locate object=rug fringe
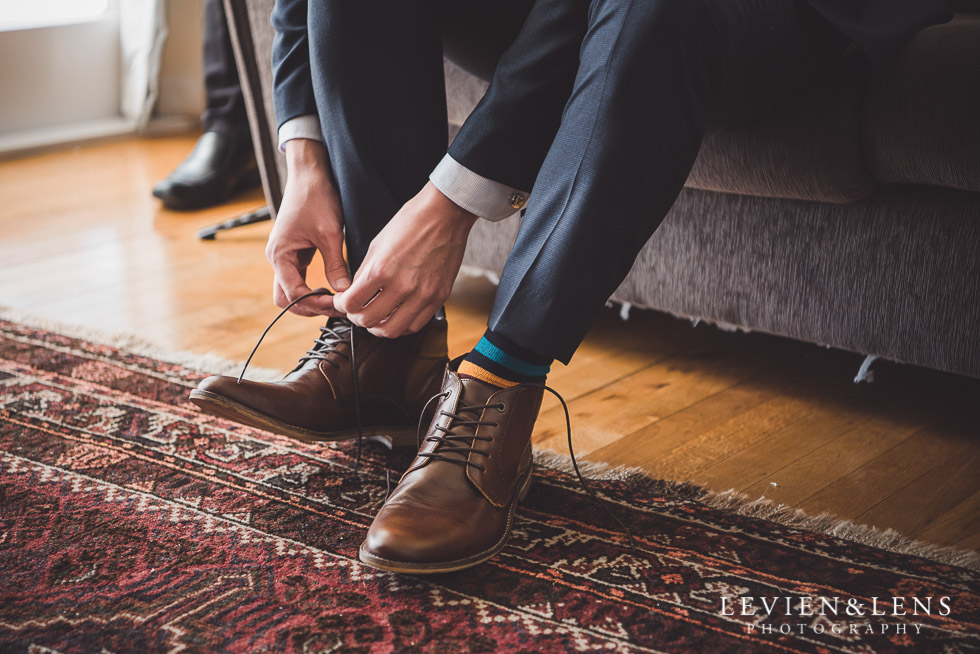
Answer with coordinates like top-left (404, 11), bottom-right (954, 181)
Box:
top-left (0, 306), bottom-right (285, 381)
top-left (533, 447), bottom-right (980, 572)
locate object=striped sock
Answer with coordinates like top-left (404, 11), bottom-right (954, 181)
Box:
top-left (458, 330), bottom-right (552, 388)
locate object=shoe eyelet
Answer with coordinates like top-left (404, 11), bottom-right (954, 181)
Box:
top-left (496, 402), bottom-right (506, 412)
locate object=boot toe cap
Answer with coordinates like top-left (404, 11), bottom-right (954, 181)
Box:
top-left (361, 502), bottom-right (503, 568)
top-left (195, 374), bottom-right (239, 397)
top-left (362, 518), bottom-right (462, 566)
top-left (192, 375), bottom-right (269, 415)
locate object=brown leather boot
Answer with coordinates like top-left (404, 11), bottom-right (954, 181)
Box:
top-left (359, 361), bottom-right (543, 573)
top-left (189, 314), bottom-right (448, 447)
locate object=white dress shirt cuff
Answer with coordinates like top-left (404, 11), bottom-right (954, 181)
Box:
top-left (429, 154), bottom-right (529, 222)
top-left (278, 115), bottom-right (323, 152)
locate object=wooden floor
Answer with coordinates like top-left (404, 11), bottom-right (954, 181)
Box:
top-left (1, 135), bottom-right (977, 551)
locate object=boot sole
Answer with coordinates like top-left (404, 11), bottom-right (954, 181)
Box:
top-left (357, 468), bottom-right (533, 574)
top-left (188, 389), bottom-right (418, 449)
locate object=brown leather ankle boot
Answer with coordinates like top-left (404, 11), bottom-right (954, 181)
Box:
top-left (189, 314), bottom-right (448, 447)
top-left (359, 360), bottom-right (543, 573)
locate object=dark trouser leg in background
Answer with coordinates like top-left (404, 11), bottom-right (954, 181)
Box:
top-left (153, 0), bottom-right (259, 210)
top-left (201, 0), bottom-right (250, 139)
top-left (449, 0), bottom-right (848, 364)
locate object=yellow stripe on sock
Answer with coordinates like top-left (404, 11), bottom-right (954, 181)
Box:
top-left (457, 360), bottom-right (519, 388)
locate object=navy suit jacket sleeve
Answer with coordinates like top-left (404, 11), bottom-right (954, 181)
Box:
top-left (271, 0), bottom-right (318, 129)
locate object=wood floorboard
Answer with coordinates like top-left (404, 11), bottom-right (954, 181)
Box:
top-left (943, 491), bottom-right (980, 551)
top-left (741, 416), bottom-right (924, 506)
top-left (1, 134), bottom-right (976, 552)
top-left (655, 394), bottom-right (820, 480)
top-left (534, 346), bottom-right (757, 455)
top-left (590, 382), bottom-right (774, 469)
top-left (796, 426), bottom-right (976, 519)
top-left (697, 403), bottom-right (867, 493)
top-left (856, 446), bottom-right (979, 538)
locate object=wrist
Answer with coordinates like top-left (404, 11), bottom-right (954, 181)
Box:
top-left (285, 139), bottom-right (330, 179)
top-left (419, 181), bottom-right (479, 229)
top-left (285, 141), bottom-right (338, 200)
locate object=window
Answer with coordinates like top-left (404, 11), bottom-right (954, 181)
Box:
top-left (0, 0), bottom-right (110, 32)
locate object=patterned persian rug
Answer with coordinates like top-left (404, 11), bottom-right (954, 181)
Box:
top-left (1, 314), bottom-right (978, 653)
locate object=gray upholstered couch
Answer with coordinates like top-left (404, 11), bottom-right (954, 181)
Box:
top-left (224, 1), bottom-right (980, 378)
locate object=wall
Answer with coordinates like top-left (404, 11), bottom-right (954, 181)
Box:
top-left (0, 18), bottom-right (121, 134)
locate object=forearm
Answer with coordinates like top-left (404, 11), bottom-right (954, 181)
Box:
top-left (284, 139), bottom-right (332, 188)
top-left (415, 182), bottom-right (479, 232)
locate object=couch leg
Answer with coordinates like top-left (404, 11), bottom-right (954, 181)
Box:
top-left (196, 206), bottom-right (271, 240)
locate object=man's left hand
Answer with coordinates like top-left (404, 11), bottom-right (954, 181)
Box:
top-left (334, 182), bottom-right (478, 338)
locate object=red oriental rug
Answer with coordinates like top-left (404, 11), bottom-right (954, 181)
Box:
top-left (0, 314), bottom-right (978, 653)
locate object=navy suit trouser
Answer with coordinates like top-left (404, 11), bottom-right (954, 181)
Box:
top-left (294, 0), bottom-right (849, 363)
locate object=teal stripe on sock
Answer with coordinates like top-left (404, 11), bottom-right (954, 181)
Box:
top-left (474, 336), bottom-right (551, 378)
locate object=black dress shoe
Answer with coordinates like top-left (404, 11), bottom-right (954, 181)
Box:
top-left (153, 131), bottom-right (260, 211)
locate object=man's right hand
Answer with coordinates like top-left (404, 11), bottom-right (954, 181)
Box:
top-left (265, 139), bottom-right (350, 317)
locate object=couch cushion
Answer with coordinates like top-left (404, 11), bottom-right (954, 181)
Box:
top-left (686, 91), bottom-right (877, 203)
top-left (864, 14), bottom-right (980, 193)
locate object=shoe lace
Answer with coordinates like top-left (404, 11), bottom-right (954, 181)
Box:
top-left (540, 383), bottom-right (639, 553)
top-left (236, 289), bottom-right (368, 474)
top-left (415, 383), bottom-right (639, 553)
top-left (415, 394), bottom-right (502, 471)
top-left (297, 321), bottom-right (353, 369)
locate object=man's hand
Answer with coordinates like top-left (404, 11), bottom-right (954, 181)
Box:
top-left (265, 140), bottom-right (349, 317)
top-left (334, 182), bottom-right (478, 338)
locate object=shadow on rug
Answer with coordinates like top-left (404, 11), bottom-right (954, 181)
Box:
top-left (1, 315), bottom-right (978, 653)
